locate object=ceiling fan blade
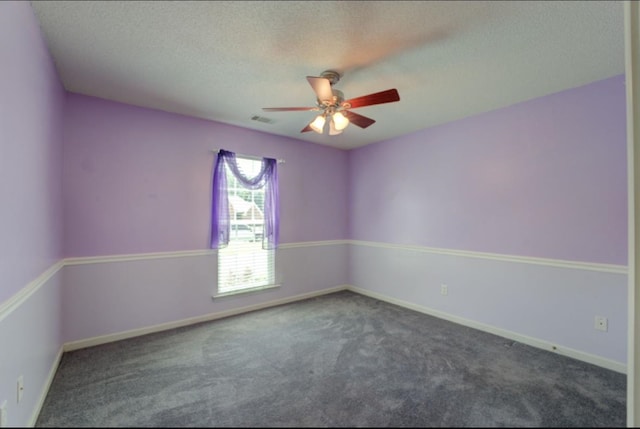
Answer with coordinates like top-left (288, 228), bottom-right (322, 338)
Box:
top-left (343, 88), bottom-right (400, 109)
top-left (306, 76), bottom-right (333, 102)
top-left (343, 110), bottom-right (376, 129)
top-left (300, 123), bottom-right (313, 133)
top-left (262, 107), bottom-right (317, 112)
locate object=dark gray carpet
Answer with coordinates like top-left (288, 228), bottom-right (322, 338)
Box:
top-left (36, 290), bottom-right (625, 427)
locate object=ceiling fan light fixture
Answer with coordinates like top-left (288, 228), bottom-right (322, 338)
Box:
top-left (310, 114), bottom-right (326, 134)
top-left (332, 111), bottom-right (349, 131)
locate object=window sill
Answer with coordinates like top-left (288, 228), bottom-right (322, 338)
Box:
top-left (212, 283), bottom-right (281, 299)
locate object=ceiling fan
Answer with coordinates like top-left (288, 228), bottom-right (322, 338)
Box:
top-left (262, 70), bottom-right (400, 136)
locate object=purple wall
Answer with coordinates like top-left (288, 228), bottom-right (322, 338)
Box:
top-left (63, 93), bottom-right (349, 257)
top-left (349, 75), bottom-right (627, 265)
top-left (0, 1), bottom-right (65, 304)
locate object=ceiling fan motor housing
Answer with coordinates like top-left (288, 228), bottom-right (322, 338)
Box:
top-left (318, 89), bottom-right (345, 110)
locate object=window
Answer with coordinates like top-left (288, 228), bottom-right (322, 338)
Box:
top-left (210, 150), bottom-right (279, 297)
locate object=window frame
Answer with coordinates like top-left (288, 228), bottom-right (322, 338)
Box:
top-left (214, 155), bottom-right (278, 298)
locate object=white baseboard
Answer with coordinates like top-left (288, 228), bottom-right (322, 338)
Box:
top-left (29, 347), bottom-right (63, 427)
top-left (63, 283), bottom-right (625, 373)
top-left (345, 285), bottom-right (627, 374)
top-left (63, 285), bottom-right (349, 352)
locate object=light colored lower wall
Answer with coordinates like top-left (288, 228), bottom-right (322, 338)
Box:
top-left (0, 240), bottom-right (629, 426)
top-left (349, 241), bottom-right (628, 372)
top-left (0, 263), bottom-right (64, 427)
top-left (61, 241), bottom-right (350, 345)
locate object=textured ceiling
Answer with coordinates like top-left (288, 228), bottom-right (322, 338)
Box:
top-left (31, 1), bottom-right (625, 150)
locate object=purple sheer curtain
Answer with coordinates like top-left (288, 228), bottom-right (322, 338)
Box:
top-left (210, 149), bottom-right (279, 250)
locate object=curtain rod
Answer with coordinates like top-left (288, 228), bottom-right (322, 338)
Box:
top-left (211, 149), bottom-right (285, 164)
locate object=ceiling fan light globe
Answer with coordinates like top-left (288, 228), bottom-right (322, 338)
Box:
top-left (329, 120), bottom-right (343, 135)
top-left (310, 115), bottom-right (326, 134)
top-left (332, 111), bottom-right (349, 131)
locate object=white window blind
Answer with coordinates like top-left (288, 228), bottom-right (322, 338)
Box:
top-left (218, 157), bottom-right (275, 295)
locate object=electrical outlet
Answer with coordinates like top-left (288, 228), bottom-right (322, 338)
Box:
top-left (595, 316), bottom-right (608, 332)
top-left (17, 376), bottom-right (23, 404)
top-left (0, 400), bottom-right (7, 428)
top-left (440, 284), bottom-right (448, 296)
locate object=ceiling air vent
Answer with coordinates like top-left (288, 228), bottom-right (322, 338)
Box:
top-left (251, 115), bottom-right (275, 124)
